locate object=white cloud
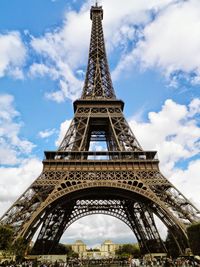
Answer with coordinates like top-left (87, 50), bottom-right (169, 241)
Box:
top-left (0, 95), bottom-right (40, 217)
top-left (114, 0), bottom-right (200, 84)
top-left (1, 1), bottom-right (199, 94)
top-left (61, 214), bottom-right (136, 246)
top-left (129, 99), bottom-right (200, 174)
top-left (30, 8), bottom-right (88, 102)
top-left (102, 0), bottom-right (176, 48)
top-left (188, 98), bottom-right (200, 117)
top-left (171, 159), bottom-right (200, 210)
top-left (0, 31), bottom-right (26, 79)
top-left (45, 90), bottom-right (66, 103)
top-left (129, 98), bottom-right (200, 207)
top-left (55, 119), bottom-right (72, 147)
top-left (38, 128), bottom-right (56, 139)
top-left (0, 94), bottom-right (35, 165)
top-left (0, 158), bottom-right (42, 217)
top-left (29, 0), bottom-right (179, 101)
top-left (29, 63), bottom-right (59, 80)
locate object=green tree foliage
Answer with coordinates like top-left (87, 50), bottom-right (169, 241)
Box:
top-left (0, 224), bottom-right (13, 250)
top-left (87, 248), bottom-right (100, 252)
top-left (65, 246), bottom-right (79, 258)
top-left (52, 243), bottom-right (69, 254)
top-left (187, 223), bottom-right (200, 255)
top-left (115, 243), bottom-right (140, 259)
top-left (0, 224), bottom-right (27, 260)
top-left (52, 244), bottom-right (78, 258)
top-left (12, 237), bottom-right (27, 261)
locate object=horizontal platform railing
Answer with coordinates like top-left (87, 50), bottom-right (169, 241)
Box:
top-left (44, 151), bottom-right (158, 161)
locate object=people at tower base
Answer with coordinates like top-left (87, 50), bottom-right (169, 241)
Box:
top-left (1, 256), bottom-right (200, 267)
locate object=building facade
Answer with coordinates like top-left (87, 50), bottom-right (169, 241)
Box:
top-left (101, 240), bottom-right (120, 258)
top-left (70, 240), bottom-right (120, 259)
top-left (72, 240), bottom-right (87, 255)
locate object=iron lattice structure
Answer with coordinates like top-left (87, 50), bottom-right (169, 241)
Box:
top-left (1, 4), bottom-right (200, 255)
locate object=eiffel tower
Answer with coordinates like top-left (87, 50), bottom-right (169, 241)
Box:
top-left (1, 3), bottom-right (200, 255)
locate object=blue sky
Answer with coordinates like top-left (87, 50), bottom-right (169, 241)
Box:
top-left (0, 0), bottom-right (200, 247)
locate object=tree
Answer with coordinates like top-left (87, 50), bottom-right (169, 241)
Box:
top-left (187, 223), bottom-right (200, 255)
top-left (115, 243), bottom-right (140, 259)
top-left (12, 237), bottom-right (27, 261)
top-left (65, 245), bottom-right (79, 258)
top-left (87, 248), bottom-right (100, 252)
top-left (0, 224), bottom-right (27, 260)
top-left (52, 244), bottom-right (78, 258)
top-left (52, 243), bottom-right (69, 254)
top-left (0, 224), bottom-right (13, 250)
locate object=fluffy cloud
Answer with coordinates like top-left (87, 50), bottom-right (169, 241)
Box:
top-left (0, 158), bottom-right (42, 217)
top-left (137, 0), bottom-right (200, 80)
top-left (1, 1), bottom-right (200, 96)
top-left (29, 8), bottom-right (88, 102)
top-left (38, 128), bottom-right (56, 139)
top-left (60, 214), bottom-right (136, 247)
top-left (0, 95), bottom-right (42, 218)
top-left (113, 0), bottom-right (200, 84)
top-left (129, 98), bottom-right (200, 207)
top-left (171, 159), bottom-right (200, 210)
top-left (29, 63), bottom-right (59, 80)
top-left (55, 119), bottom-right (72, 147)
top-left (0, 31), bottom-right (26, 78)
top-left (0, 94), bottom-right (35, 165)
top-left (29, 0), bottom-right (180, 101)
top-left (129, 99), bottom-right (200, 174)
top-left (101, 0), bottom-right (176, 48)
top-left (0, 95), bottom-right (41, 218)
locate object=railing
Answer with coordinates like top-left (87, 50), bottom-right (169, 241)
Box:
top-left (44, 151), bottom-right (158, 161)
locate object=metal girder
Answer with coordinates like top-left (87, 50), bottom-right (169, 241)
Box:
top-left (81, 5), bottom-right (115, 99)
top-left (31, 199), bottom-right (166, 254)
top-left (1, 158), bottom-right (199, 254)
top-left (58, 107), bottom-right (142, 152)
top-left (123, 202), bottom-right (167, 254)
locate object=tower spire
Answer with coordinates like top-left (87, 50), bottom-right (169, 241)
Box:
top-left (81, 4), bottom-right (116, 99)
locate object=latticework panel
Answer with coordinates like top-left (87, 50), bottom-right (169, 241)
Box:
top-left (33, 169), bottom-right (200, 226)
top-left (58, 116), bottom-right (89, 151)
top-left (124, 202), bottom-right (167, 253)
top-left (58, 106), bottom-right (142, 152)
top-left (1, 165), bottom-right (199, 246)
top-left (0, 173), bottom-right (53, 228)
top-left (31, 199), bottom-right (166, 254)
top-left (150, 173), bottom-right (200, 224)
top-left (81, 5), bottom-right (115, 99)
top-left (109, 116), bottom-right (142, 151)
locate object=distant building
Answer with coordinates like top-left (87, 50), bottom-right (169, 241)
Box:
top-left (70, 240), bottom-right (120, 259)
top-left (72, 240), bottom-right (87, 255)
top-left (101, 240), bottom-right (120, 258)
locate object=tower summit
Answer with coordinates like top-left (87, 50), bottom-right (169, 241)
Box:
top-left (82, 4), bottom-right (115, 99)
top-left (0, 5), bottom-right (200, 256)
